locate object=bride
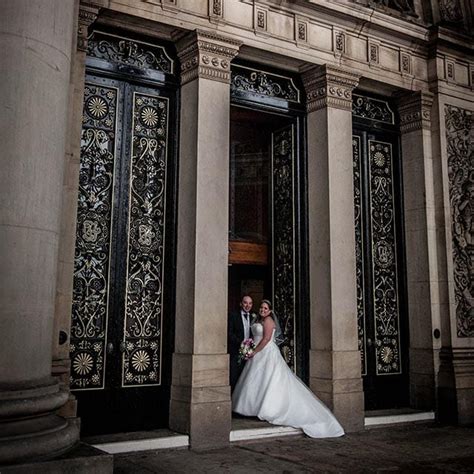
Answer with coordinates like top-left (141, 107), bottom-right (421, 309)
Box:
top-left (232, 300), bottom-right (344, 438)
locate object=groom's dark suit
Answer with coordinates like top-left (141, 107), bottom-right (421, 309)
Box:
top-left (228, 310), bottom-right (252, 392)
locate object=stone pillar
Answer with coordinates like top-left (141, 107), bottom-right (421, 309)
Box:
top-left (51, 2), bottom-right (99, 419)
top-left (434, 98), bottom-right (474, 424)
top-left (0, 0), bottom-right (79, 465)
top-left (397, 91), bottom-right (437, 410)
top-left (170, 30), bottom-right (240, 449)
top-left (302, 65), bottom-right (364, 432)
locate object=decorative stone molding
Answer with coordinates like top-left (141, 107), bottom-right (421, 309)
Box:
top-left (397, 91), bottom-right (433, 133)
top-left (302, 65), bottom-right (359, 112)
top-left (446, 59), bottom-right (456, 82)
top-left (176, 30), bottom-right (240, 85)
top-left (295, 17), bottom-right (308, 45)
top-left (368, 40), bottom-right (380, 66)
top-left (77, 5), bottom-right (98, 52)
top-left (400, 51), bottom-right (411, 75)
top-left (209, 0), bottom-right (223, 21)
top-left (334, 30), bottom-right (346, 58)
top-left (255, 7), bottom-right (267, 32)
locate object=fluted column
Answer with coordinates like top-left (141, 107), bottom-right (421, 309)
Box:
top-left (302, 64), bottom-right (364, 432)
top-left (397, 91), bottom-right (437, 411)
top-left (0, 0), bottom-right (79, 465)
top-left (170, 30), bottom-right (240, 449)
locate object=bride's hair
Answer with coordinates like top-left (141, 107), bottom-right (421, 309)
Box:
top-left (258, 299), bottom-right (274, 322)
top-left (258, 300), bottom-right (284, 345)
top-left (260, 299), bottom-right (272, 311)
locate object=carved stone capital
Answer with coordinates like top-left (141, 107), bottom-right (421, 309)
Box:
top-left (397, 91), bottom-right (434, 133)
top-left (302, 65), bottom-right (359, 112)
top-left (175, 30), bottom-right (241, 85)
top-left (77, 5), bottom-right (99, 52)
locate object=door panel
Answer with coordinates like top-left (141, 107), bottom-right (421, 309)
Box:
top-left (71, 73), bottom-right (175, 434)
top-left (352, 105), bottom-right (409, 409)
top-left (272, 124), bottom-right (297, 370)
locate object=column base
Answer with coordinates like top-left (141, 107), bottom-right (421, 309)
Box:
top-left (0, 378), bottom-right (79, 465)
top-left (1, 443), bottom-right (112, 474)
top-left (438, 347), bottom-right (474, 425)
top-left (309, 349), bottom-right (364, 432)
top-left (409, 347), bottom-right (436, 411)
top-left (169, 353), bottom-right (231, 449)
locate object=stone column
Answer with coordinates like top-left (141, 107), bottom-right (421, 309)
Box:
top-left (51, 2), bottom-right (99, 419)
top-left (0, 0), bottom-right (79, 465)
top-left (397, 91), bottom-right (437, 410)
top-left (302, 65), bottom-right (364, 432)
top-left (170, 30), bottom-right (240, 449)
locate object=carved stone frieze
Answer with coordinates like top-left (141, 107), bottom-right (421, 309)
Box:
top-left (302, 65), bottom-right (359, 112)
top-left (176, 30), bottom-right (241, 85)
top-left (445, 105), bottom-right (474, 338)
top-left (397, 91), bottom-right (433, 133)
top-left (439, 0), bottom-right (464, 23)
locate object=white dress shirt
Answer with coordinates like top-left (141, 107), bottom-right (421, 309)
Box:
top-left (240, 310), bottom-right (251, 340)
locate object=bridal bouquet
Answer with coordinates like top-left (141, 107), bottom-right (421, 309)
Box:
top-left (238, 338), bottom-right (256, 364)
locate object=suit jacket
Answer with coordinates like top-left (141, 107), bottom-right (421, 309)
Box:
top-left (228, 310), bottom-right (246, 359)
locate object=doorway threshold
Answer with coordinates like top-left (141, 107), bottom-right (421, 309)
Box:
top-left (364, 408), bottom-right (435, 427)
top-left (85, 429), bottom-right (189, 454)
top-left (230, 417), bottom-right (303, 442)
top-left (85, 418), bottom-right (303, 454)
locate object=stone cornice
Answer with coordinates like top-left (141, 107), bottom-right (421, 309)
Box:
top-left (176, 30), bottom-right (241, 85)
top-left (77, 5), bottom-right (99, 52)
top-left (397, 91), bottom-right (434, 133)
top-left (302, 65), bottom-right (360, 112)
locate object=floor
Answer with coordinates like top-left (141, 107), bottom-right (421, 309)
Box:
top-left (113, 422), bottom-right (474, 473)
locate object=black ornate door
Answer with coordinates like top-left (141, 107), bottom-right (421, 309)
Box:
top-left (70, 32), bottom-right (177, 434)
top-left (272, 124), bottom-right (297, 370)
top-left (352, 95), bottom-right (409, 410)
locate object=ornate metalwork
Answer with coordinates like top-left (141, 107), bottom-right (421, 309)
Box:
top-left (272, 125), bottom-right (296, 369)
top-left (231, 65), bottom-right (300, 103)
top-left (445, 105), bottom-right (474, 337)
top-left (88, 31), bottom-right (173, 73)
top-left (353, 95), bottom-right (394, 124)
top-left (122, 92), bottom-right (169, 386)
top-left (70, 83), bottom-right (118, 390)
top-left (353, 136), bottom-right (367, 375)
top-left (368, 140), bottom-right (401, 375)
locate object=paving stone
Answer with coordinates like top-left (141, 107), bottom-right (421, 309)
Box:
top-left (113, 424), bottom-right (474, 473)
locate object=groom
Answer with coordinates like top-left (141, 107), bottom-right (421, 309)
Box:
top-left (228, 295), bottom-right (254, 393)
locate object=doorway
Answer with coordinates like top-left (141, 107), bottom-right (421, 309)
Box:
top-left (228, 63), bottom-right (309, 377)
top-left (352, 93), bottom-right (409, 410)
top-left (69, 31), bottom-right (178, 435)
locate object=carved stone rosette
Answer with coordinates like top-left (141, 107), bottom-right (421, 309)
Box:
top-left (397, 91), bottom-right (434, 134)
top-left (176, 30), bottom-right (240, 85)
top-left (302, 65), bottom-right (359, 112)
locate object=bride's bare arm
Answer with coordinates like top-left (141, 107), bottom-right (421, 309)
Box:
top-left (251, 318), bottom-right (275, 355)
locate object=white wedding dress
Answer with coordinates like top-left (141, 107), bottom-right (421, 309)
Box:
top-left (232, 322), bottom-right (344, 438)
